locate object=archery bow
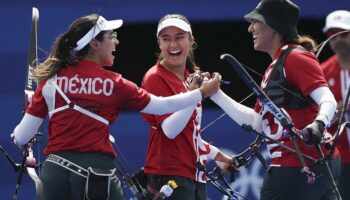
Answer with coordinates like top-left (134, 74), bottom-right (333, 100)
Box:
top-left (4, 7), bottom-right (43, 200)
top-left (23, 7), bottom-right (43, 200)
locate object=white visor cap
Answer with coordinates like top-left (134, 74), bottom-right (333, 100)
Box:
top-left (323, 10), bottom-right (350, 33)
top-left (74, 16), bottom-right (123, 51)
top-left (156, 18), bottom-right (192, 37)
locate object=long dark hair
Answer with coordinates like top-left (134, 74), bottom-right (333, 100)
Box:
top-left (34, 14), bottom-right (106, 82)
top-left (157, 14), bottom-right (199, 72)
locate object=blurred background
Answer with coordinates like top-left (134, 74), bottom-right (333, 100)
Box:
top-left (1, 0), bottom-right (349, 199)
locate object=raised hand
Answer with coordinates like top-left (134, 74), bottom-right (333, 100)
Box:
top-left (199, 72), bottom-right (221, 98)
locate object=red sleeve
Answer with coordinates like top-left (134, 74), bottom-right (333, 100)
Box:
top-left (118, 78), bottom-right (151, 111)
top-left (26, 81), bottom-right (48, 118)
top-left (320, 55), bottom-right (338, 78)
top-left (284, 51), bottom-right (328, 97)
top-left (141, 71), bottom-right (173, 126)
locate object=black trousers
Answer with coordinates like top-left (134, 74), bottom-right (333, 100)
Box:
top-left (338, 163), bottom-right (350, 200)
top-left (40, 152), bottom-right (125, 200)
top-left (260, 157), bottom-right (341, 200)
top-left (146, 174), bottom-right (207, 200)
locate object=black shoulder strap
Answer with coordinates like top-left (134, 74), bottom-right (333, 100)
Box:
top-left (265, 46), bottom-right (315, 109)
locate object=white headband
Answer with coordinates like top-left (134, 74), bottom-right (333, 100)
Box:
top-left (156, 18), bottom-right (192, 37)
top-left (74, 16), bottom-right (123, 51)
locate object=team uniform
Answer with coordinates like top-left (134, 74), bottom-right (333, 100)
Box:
top-left (257, 45), bottom-right (341, 200)
top-left (27, 60), bottom-right (151, 200)
top-left (142, 63), bottom-right (217, 200)
top-left (321, 54), bottom-right (350, 199)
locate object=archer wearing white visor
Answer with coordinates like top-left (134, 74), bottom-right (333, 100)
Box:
top-left (142, 14), bottom-right (234, 200)
top-left (11, 14), bottom-right (221, 200)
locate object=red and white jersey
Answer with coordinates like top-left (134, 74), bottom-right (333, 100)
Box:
top-left (197, 140), bottom-right (219, 183)
top-left (142, 63), bottom-right (209, 181)
top-left (255, 44), bottom-right (338, 167)
top-left (26, 60), bottom-right (151, 157)
top-left (321, 55), bottom-right (350, 164)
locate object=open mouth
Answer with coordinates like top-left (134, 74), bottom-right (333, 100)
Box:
top-left (112, 50), bottom-right (117, 56)
top-left (169, 50), bottom-right (181, 56)
top-left (253, 35), bottom-right (258, 42)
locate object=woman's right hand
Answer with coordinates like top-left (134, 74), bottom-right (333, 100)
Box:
top-left (199, 72), bottom-right (221, 98)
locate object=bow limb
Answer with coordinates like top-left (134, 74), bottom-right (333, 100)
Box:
top-left (24, 7), bottom-right (43, 199)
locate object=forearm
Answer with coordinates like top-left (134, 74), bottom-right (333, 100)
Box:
top-left (141, 89), bottom-right (202, 115)
top-left (213, 150), bottom-right (233, 164)
top-left (309, 86), bottom-right (336, 127)
top-left (13, 113), bottom-right (44, 145)
top-left (207, 144), bottom-right (220, 160)
top-left (211, 90), bottom-right (262, 131)
top-left (161, 105), bottom-right (197, 139)
top-left (205, 142), bottom-right (232, 163)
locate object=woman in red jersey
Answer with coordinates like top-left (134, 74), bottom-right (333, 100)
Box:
top-left (210, 0), bottom-right (341, 200)
top-left (11, 14), bottom-right (221, 200)
top-left (141, 14), bottom-right (234, 200)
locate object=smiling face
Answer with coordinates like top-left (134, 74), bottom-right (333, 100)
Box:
top-left (91, 30), bottom-right (119, 67)
top-left (158, 26), bottom-right (194, 70)
top-left (248, 20), bottom-right (282, 58)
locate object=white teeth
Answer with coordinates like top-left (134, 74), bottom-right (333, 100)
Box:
top-left (170, 50), bottom-right (181, 54)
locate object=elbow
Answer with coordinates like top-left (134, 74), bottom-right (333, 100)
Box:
top-left (249, 112), bottom-right (263, 132)
top-left (163, 129), bottom-right (177, 139)
top-left (13, 125), bottom-right (30, 145)
top-left (330, 96), bottom-right (337, 110)
top-left (161, 124), bottom-right (177, 139)
top-left (165, 134), bottom-right (176, 140)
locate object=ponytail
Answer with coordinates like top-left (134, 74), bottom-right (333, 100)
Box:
top-left (283, 35), bottom-right (318, 53)
top-left (34, 14), bottom-right (103, 83)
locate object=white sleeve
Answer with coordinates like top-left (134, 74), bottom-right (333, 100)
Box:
top-left (207, 144), bottom-right (220, 160)
top-left (13, 113), bottom-right (44, 145)
top-left (200, 139), bottom-right (219, 160)
top-left (309, 86), bottom-right (337, 127)
top-left (141, 89), bottom-right (202, 115)
top-left (210, 90), bottom-right (262, 132)
top-left (161, 105), bottom-right (197, 139)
